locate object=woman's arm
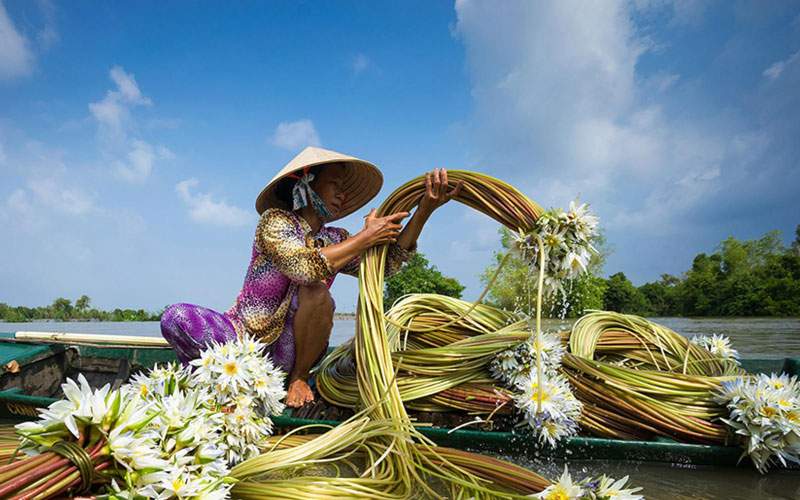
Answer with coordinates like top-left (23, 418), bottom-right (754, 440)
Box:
top-left (322, 168), bottom-right (460, 275)
top-left (396, 168), bottom-right (462, 251)
top-left (319, 210), bottom-right (409, 273)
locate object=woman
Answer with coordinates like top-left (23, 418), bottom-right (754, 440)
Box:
top-left (161, 146), bottom-right (461, 407)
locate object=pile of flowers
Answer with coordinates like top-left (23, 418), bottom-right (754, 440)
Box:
top-left (491, 328), bottom-right (582, 447)
top-left (534, 466), bottom-right (644, 500)
top-left (510, 200), bottom-right (599, 297)
top-left (690, 333), bottom-right (741, 364)
top-left (7, 335), bottom-right (286, 499)
top-left (490, 200), bottom-right (598, 447)
top-left (490, 330), bottom-right (565, 387)
top-left (715, 373), bottom-right (800, 472)
top-left (514, 370), bottom-right (583, 447)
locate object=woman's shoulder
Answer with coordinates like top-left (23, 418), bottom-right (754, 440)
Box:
top-left (260, 207), bottom-right (295, 220)
top-left (256, 208), bottom-right (302, 236)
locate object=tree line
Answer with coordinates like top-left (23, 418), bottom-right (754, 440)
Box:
top-left (604, 227), bottom-right (800, 317)
top-left (482, 225), bottom-right (800, 318)
top-left (0, 295), bottom-right (162, 322)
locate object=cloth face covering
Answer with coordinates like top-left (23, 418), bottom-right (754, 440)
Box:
top-left (292, 172), bottom-right (333, 220)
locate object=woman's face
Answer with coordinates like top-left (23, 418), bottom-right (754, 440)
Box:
top-left (311, 164), bottom-right (347, 218)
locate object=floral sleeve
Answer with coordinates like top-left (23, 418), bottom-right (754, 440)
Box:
top-left (258, 209), bottom-right (333, 284)
top-left (331, 227), bottom-right (416, 278)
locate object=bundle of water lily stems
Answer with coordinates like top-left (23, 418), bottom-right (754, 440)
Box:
top-left (317, 294), bottom-right (529, 414)
top-left (319, 297), bottom-right (750, 447)
top-left (564, 310), bottom-right (744, 444)
top-left (229, 171), bottom-right (552, 498)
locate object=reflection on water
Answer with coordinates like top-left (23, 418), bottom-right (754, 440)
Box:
top-left (500, 456), bottom-right (800, 500)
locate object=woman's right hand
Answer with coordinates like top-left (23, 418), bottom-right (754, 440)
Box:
top-left (359, 209), bottom-right (409, 247)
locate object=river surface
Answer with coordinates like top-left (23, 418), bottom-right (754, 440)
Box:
top-left (2, 316), bottom-right (799, 358)
top-left (2, 316), bottom-right (799, 498)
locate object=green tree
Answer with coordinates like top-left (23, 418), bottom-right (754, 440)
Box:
top-left (50, 298), bottom-right (73, 321)
top-left (603, 272), bottom-right (650, 314)
top-left (75, 295), bottom-right (91, 318)
top-left (639, 274), bottom-right (681, 316)
top-left (384, 253), bottom-right (465, 310)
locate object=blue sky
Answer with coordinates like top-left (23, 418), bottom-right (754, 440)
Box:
top-left (1, 1), bottom-right (799, 314)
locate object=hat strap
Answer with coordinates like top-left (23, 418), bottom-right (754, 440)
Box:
top-left (289, 167), bottom-right (333, 220)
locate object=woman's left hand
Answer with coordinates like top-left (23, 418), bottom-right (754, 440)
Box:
top-left (418, 168), bottom-right (462, 215)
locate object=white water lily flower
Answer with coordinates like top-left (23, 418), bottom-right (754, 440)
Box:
top-left (594, 474), bottom-right (644, 500)
top-left (108, 430), bottom-right (168, 472)
top-left (691, 334), bottom-right (740, 364)
top-left (490, 331), bottom-right (565, 388)
top-left (533, 466), bottom-right (584, 499)
top-left (716, 373), bottom-right (800, 472)
top-left (515, 371), bottom-right (582, 447)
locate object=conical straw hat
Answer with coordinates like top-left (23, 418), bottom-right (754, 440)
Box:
top-left (255, 146), bottom-right (383, 220)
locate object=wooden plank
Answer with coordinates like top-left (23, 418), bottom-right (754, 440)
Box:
top-left (14, 331), bottom-right (169, 348)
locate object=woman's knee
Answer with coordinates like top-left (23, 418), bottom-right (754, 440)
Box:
top-left (160, 303), bottom-right (183, 336)
top-left (298, 282), bottom-right (333, 308)
top-left (298, 283), bottom-right (333, 316)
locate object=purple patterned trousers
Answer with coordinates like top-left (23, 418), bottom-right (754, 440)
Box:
top-left (160, 293), bottom-right (332, 376)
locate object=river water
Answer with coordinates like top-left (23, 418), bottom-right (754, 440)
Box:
top-left (3, 316), bottom-right (799, 358)
top-left (2, 317), bottom-right (799, 498)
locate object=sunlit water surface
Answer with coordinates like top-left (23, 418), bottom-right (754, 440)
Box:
top-left (2, 317), bottom-right (799, 498)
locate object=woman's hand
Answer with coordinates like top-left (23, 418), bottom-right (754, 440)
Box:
top-left (417, 168), bottom-right (463, 215)
top-left (359, 209), bottom-right (410, 247)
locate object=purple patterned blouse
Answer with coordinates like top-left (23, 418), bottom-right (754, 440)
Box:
top-left (224, 208), bottom-right (412, 345)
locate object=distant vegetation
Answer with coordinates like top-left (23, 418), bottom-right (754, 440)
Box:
top-left (0, 295), bottom-right (162, 322)
top-left (384, 253), bottom-right (465, 310)
top-left (483, 225), bottom-right (800, 318)
top-left (604, 227), bottom-right (800, 317)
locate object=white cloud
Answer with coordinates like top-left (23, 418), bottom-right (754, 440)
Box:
top-left (352, 53), bottom-right (371, 75)
top-left (763, 50), bottom-right (800, 81)
top-left (453, 0), bottom-right (728, 231)
top-left (0, 1), bottom-right (34, 80)
top-left (109, 65), bottom-right (151, 106)
top-left (89, 65), bottom-right (152, 136)
top-left (27, 176), bottom-right (95, 216)
top-left (88, 66), bottom-right (172, 183)
top-left (115, 140), bottom-right (153, 183)
top-left (176, 178), bottom-right (253, 227)
top-left (270, 119), bottom-right (321, 151)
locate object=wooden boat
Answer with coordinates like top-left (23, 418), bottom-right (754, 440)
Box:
top-left (1, 330), bottom-right (798, 468)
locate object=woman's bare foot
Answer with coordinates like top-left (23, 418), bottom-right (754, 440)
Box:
top-left (286, 378), bottom-right (314, 408)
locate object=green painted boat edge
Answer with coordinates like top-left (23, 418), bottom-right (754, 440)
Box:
top-left (0, 332), bottom-right (795, 467)
top-left (271, 414), bottom-right (743, 465)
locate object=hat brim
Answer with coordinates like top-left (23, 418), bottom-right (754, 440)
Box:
top-left (255, 156), bottom-right (383, 221)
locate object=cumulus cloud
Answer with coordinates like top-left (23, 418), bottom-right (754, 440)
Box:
top-left (176, 178), bottom-right (253, 227)
top-left (0, 1), bottom-right (34, 80)
top-left (453, 0), bottom-right (731, 230)
top-left (270, 119), bottom-right (321, 151)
